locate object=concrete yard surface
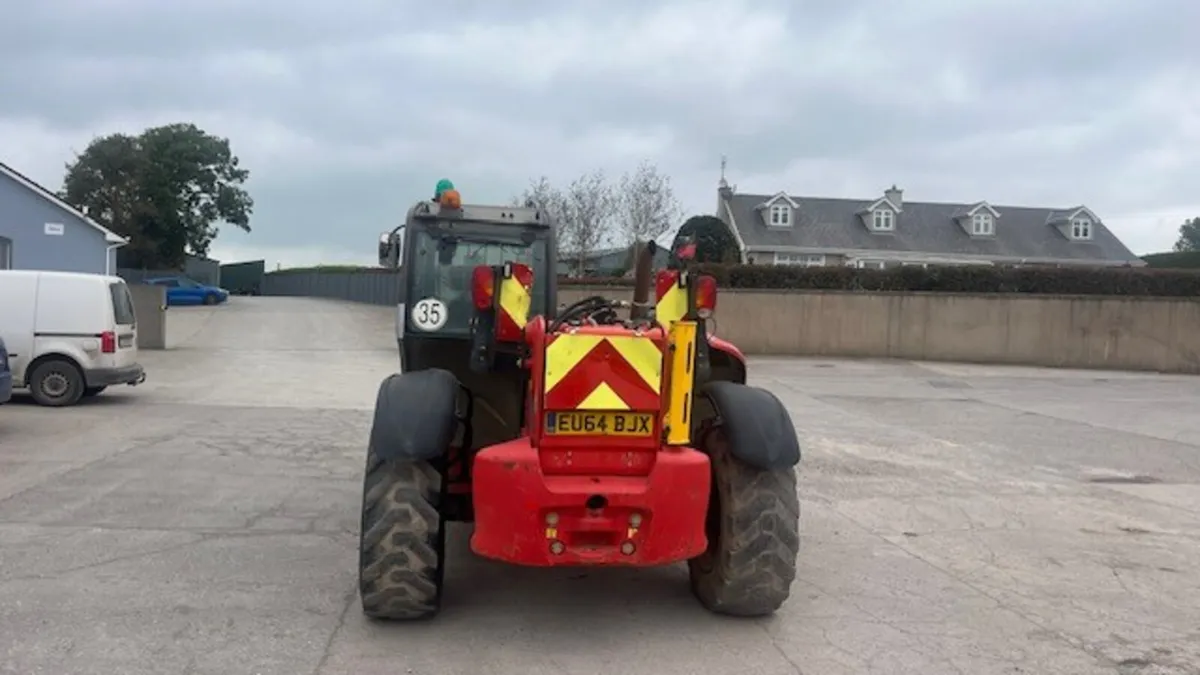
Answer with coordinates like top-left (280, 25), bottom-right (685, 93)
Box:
top-left (1, 296), bottom-right (1198, 675)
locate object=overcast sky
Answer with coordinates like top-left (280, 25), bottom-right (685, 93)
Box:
top-left (2, 0), bottom-right (1197, 267)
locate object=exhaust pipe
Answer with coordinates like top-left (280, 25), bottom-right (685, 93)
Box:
top-left (630, 240), bottom-right (657, 321)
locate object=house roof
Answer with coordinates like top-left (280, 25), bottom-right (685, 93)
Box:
top-left (722, 189), bottom-right (1142, 265)
top-left (0, 160), bottom-right (128, 244)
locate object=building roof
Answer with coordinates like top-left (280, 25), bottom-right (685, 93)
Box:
top-left (721, 188), bottom-right (1143, 265)
top-left (0, 160), bottom-right (128, 244)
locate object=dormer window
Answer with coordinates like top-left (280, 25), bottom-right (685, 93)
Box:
top-left (1071, 217), bottom-right (1092, 239)
top-left (971, 213), bottom-right (994, 236)
top-left (872, 209), bottom-right (894, 231)
top-left (769, 203), bottom-right (791, 226)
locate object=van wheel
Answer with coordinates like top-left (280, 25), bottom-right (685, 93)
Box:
top-left (28, 358), bottom-right (86, 407)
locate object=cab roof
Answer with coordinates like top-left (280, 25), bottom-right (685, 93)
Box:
top-left (407, 200), bottom-right (553, 228)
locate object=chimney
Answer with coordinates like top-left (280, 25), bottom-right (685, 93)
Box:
top-left (885, 184), bottom-right (903, 210)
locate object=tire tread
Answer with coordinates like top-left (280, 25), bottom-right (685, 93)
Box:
top-left (689, 426), bottom-right (801, 617)
top-left (358, 449), bottom-right (445, 620)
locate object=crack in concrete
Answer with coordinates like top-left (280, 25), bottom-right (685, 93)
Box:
top-left (312, 586), bottom-right (358, 675)
top-left (828, 501), bottom-right (1121, 670)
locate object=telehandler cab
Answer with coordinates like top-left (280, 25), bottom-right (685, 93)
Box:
top-left (364, 181), bottom-right (801, 619)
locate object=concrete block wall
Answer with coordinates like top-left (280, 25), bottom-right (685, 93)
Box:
top-left (560, 287), bottom-right (1200, 374)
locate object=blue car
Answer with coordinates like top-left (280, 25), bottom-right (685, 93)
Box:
top-left (0, 336), bottom-right (11, 404)
top-left (145, 276), bottom-right (230, 306)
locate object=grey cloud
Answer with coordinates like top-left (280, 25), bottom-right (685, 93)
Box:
top-left (1, 0), bottom-right (1196, 260)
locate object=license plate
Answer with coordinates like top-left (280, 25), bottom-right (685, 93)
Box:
top-left (118, 334), bottom-right (134, 348)
top-left (545, 411), bottom-right (654, 437)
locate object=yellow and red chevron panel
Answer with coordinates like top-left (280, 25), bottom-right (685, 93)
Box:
top-left (655, 269), bottom-right (687, 329)
top-left (543, 332), bottom-right (663, 411)
top-left (495, 264), bottom-right (533, 342)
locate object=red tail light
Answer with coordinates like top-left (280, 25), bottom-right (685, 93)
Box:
top-left (694, 275), bottom-right (717, 318)
top-left (472, 265), bottom-right (495, 311)
top-left (100, 331), bottom-right (116, 353)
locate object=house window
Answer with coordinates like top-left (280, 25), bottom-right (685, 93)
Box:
top-left (0, 236), bottom-right (10, 269)
top-left (769, 204), bottom-right (791, 226)
top-left (1071, 218), bottom-right (1092, 239)
top-left (774, 253), bottom-right (824, 267)
top-left (872, 209), bottom-right (894, 231)
top-left (971, 213), bottom-right (994, 236)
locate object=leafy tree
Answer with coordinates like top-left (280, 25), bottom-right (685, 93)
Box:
top-left (671, 215), bottom-right (740, 264)
top-left (616, 160), bottom-right (681, 245)
top-left (61, 122), bottom-right (253, 268)
top-left (1173, 217), bottom-right (1200, 252)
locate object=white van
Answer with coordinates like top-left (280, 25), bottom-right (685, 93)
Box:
top-left (0, 270), bottom-right (146, 406)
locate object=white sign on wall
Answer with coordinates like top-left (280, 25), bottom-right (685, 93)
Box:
top-left (44, 223), bottom-right (64, 236)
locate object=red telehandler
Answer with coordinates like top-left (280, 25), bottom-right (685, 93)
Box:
top-left (364, 184), bottom-right (801, 619)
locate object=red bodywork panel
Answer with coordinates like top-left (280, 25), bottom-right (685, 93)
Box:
top-left (467, 316), bottom-right (713, 566)
top-left (470, 438), bottom-right (710, 566)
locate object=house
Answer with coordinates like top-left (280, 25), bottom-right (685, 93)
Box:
top-left (0, 160), bottom-right (128, 274)
top-left (714, 178), bottom-right (1144, 268)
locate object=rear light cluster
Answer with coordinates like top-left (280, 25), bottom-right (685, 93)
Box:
top-left (693, 275), bottom-right (717, 319)
top-left (100, 331), bottom-right (116, 354)
top-left (471, 266), bottom-right (495, 311)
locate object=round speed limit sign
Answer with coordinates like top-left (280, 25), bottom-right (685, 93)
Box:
top-left (410, 298), bottom-right (448, 331)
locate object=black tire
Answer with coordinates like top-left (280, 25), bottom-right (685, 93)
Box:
top-left (83, 386), bottom-right (108, 397)
top-left (28, 358), bottom-right (86, 407)
top-left (689, 425), bottom-right (801, 617)
top-left (358, 446), bottom-right (446, 620)
top-left (203, 293), bottom-right (217, 305)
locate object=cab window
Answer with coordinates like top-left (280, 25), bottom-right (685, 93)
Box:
top-left (407, 229), bottom-right (548, 336)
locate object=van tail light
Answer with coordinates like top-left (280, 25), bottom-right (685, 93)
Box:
top-left (694, 275), bottom-right (717, 319)
top-left (100, 331), bottom-right (116, 353)
top-left (471, 265), bottom-right (496, 311)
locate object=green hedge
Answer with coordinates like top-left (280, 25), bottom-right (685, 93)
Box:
top-left (560, 264), bottom-right (1200, 297)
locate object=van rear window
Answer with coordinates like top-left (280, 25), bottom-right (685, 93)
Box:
top-left (109, 282), bottom-right (136, 325)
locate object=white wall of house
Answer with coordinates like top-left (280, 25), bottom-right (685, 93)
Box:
top-left (759, 249), bottom-right (989, 269)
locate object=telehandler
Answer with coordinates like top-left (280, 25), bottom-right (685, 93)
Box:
top-left (364, 181), bottom-right (801, 619)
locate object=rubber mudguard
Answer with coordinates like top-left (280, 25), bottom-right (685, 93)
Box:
top-left (699, 381), bottom-right (801, 470)
top-left (369, 368), bottom-right (459, 462)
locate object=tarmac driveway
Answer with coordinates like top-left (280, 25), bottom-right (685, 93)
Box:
top-left (0, 296), bottom-right (1197, 674)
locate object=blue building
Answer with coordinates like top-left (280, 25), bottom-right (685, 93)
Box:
top-left (0, 161), bottom-right (128, 274)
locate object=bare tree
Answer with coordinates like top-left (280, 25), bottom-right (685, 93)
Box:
top-left (513, 176), bottom-right (565, 216)
top-left (562, 169), bottom-right (618, 276)
top-left (513, 176), bottom-right (568, 251)
top-left (617, 160), bottom-right (682, 246)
